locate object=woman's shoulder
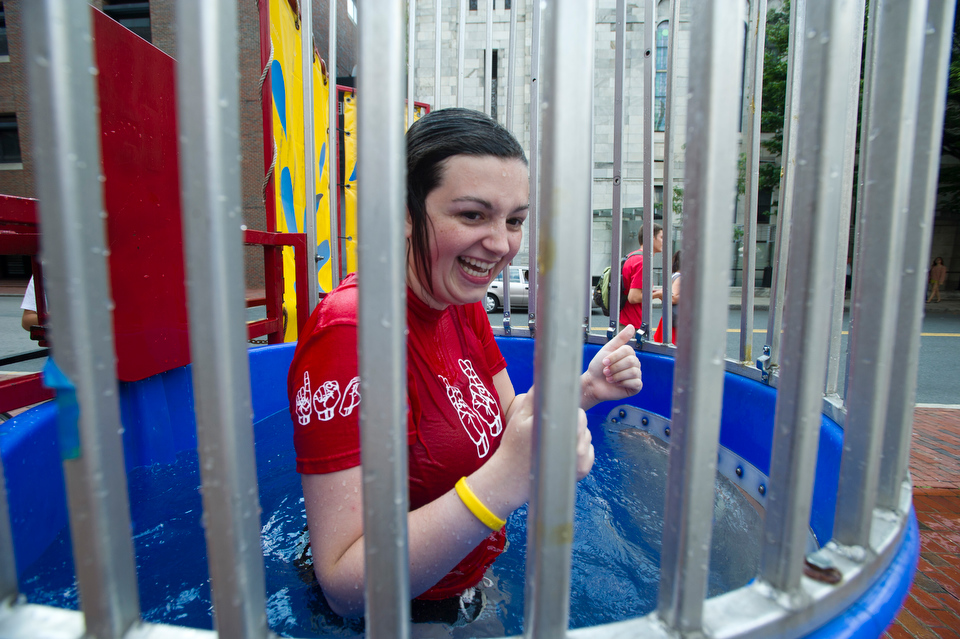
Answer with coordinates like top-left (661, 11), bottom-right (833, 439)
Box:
top-left (315, 274), bottom-right (360, 329)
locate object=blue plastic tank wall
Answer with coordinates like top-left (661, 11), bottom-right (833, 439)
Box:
top-left (0, 338), bottom-right (913, 637)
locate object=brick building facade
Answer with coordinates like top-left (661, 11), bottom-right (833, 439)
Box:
top-left (0, 0), bottom-right (358, 287)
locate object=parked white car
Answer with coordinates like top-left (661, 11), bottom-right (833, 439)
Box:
top-left (485, 266), bottom-right (529, 313)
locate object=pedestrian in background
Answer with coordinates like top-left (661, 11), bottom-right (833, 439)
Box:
top-left (927, 257), bottom-right (947, 304)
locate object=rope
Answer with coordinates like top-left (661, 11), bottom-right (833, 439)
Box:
top-left (258, 40), bottom-right (278, 207)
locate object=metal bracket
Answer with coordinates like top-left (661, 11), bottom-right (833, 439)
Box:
top-left (503, 310), bottom-right (512, 336)
top-left (528, 312), bottom-right (536, 338)
top-left (756, 344), bottom-right (771, 384)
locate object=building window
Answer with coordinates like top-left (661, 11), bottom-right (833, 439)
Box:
top-left (655, 21), bottom-right (669, 132)
top-left (653, 185), bottom-right (664, 220)
top-left (473, 0), bottom-right (511, 9)
top-left (470, 0), bottom-right (478, 9)
top-left (347, 0), bottom-right (357, 24)
top-left (0, 3), bottom-right (8, 58)
top-left (0, 114), bottom-right (22, 164)
top-left (102, 1), bottom-right (152, 43)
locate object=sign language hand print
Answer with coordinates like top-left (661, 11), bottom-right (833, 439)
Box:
top-left (339, 376), bottom-right (361, 417)
top-left (296, 372), bottom-right (313, 425)
top-left (313, 380), bottom-right (342, 421)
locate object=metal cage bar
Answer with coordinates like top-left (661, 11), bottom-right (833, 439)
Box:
top-left (485, 0), bottom-right (494, 117)
top-left (656, 0), bottom-right (744, 632)
top-left (527, 0), bottom-right (542, 332)
top-left (409, 0), bottom-right (417, 126)
top-left (765, 0), bottom-right (804, 369)
top-left (175, 1), bottom-right (270, 637)
top-left (824, 2), bottom-right (866, 396)
top-left (458, 0), bottom-right (466, 106)
top-left (23, 2), bottom-right (141, 637)
top-left (660, 0), bottom-right (680, 346)
top-left (608, 0), bottom-right (627, 336)
top-left (501, 0), bottom-right (519, 335)
top-left (759, 0), bottom-right (860, 593)
top-left (329, 0), bottom-right (342, 289)
top-left (0, 452), bottom-right (17, 602)
top-left (878, 0), bottom-right (957, 511)
top-left (357, 0), bottom-right (411, 635)
top-left (435, 0), bottom-right (443, 109)
top-left (641, 0), bottom-right (656, 334)
top-left (302, 0), bottom-right (319, 312)
top-left (524, 3), bottom-right (597, 636)
top-left (738, 0), bottom-right (766, 363)
top-left (833, 0), bottom-right (926, 548)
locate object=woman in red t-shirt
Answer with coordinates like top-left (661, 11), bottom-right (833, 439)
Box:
top-left (287, 108), bottom-right (643, 621)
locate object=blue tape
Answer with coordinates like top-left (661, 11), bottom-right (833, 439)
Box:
top-left (43, 358), bottom-right (81, 460)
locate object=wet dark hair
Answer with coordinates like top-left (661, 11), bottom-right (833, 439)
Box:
top-left (672, 250), bottom-right (681, 273)
top-left (406, 108), bottom-right (527, 292)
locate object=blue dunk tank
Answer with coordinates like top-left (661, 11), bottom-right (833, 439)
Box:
top-left (0, 2), bottom-right (921, 638)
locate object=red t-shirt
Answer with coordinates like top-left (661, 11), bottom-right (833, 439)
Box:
top-left (620, 251), bottom-right (645, 328)
top-left (287, 273), bottom-right (509, 600)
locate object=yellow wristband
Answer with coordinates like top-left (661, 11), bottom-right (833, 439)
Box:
top-left (455, 477), bottom-right (506, 531)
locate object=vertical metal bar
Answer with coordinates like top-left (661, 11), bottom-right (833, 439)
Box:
top-left (458, 0), bottom-right (466, 107)
top-left (329, 0), bottom-right (342, 288)
top-left (878, 0), bottom-right (956, 511)
top-left (23, 3), bottom-right (140, 637)
top-left (524, 1), bottom-right (596, 635)
top-left (435, 0), bottom-right (442, 109)
top-left (485, 0), bottom-right (494, 117)
top-left (302, 0), bottom-right (319, 311)
top-left (657, 0), bottom-right (743, 632)
top-left (175, 2), bottom-right (269, 637)
top-left (609, 0), bottom-right (626, 337)
top-left (0, 448), bottom-right (19, 602)
top-left (825, 0), bottom-right (867, 396)
top-left (661, 0), bottom-right (680, 344)
top-left (759, 0), bottom-right (859, 593)
top-left (833, 0), bottom-right (925, 548)
top-left (641, 0), bottom-right (655, 333)
top-left (738, 0), bottom-right (766, 363)
top-left (528, 0), bottom-right (542, 332)
top-left (358, 0), bottom-right (410, 634)
top-left (408, 0), bottom-right (417, 127)
top-left (765, 0), bottom-right (804, 367)
top-left (501, 0), bottom-right (518, 335)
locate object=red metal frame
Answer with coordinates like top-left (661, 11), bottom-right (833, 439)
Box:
top-left (243, 229), bottom-right (309, 344)
top-left (0, 373), bottom-right (55, 416)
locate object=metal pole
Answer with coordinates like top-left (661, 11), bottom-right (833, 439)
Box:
top-left (435, 0), bottom-right (442, 109)
top-left (0, 454), bottom-right (14, 602)
top-left (329, 0), bottom-right (342, 288)
top-left (408, 0), bottom-right (417, 127)
top-left (641, 0), bottom-right (655, 333)
top-left (302, 0), bottom-right (319, 311)
top-left (661, 0), bottom-right (680, 345)
top-left (833, 0), bottom-right (925, 548)
top-left (23, 3), bottom-right (140, 637)
top-left (358, 0), bottom-right (411, 634)
top-left (657, 0), bottom-right (743, 632)
top-left (485, 0), bottom-right (494, 117)
top-left (524, 1), bottom-right (596, 635)
top-left (502, 0), bottom-right (518, 335)
top-left (175, 1), bottom-right (269, 637)
top-left (609, 0), bottom-right (626, 338)
top-left (738, 0), bottom-right (766, 363)
top-left (765, 0), bottom-right (804, 368)
top-left (528, 0), bottom-right (542, 333)
top-left (759, 0), bottom-right (858, 593)
top-left (878, 0), bottom-right (957, 511)
top-left (458, 0), bottom-right (466, 107)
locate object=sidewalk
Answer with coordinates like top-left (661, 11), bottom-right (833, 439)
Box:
top-left (885, 407), bottom-right (960, 639)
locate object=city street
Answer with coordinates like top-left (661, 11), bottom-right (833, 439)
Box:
top-left (2, 295), bottom-right (956, 406)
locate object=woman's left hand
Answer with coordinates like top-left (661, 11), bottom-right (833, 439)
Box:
top-left (581, 325), bottom-right (643, 410)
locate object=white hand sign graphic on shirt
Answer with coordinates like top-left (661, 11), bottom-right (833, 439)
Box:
top-left (459, 359), bottom-right (502, 436)
top-left (295, 372), bottom-right (313, 425)
top-left (440, 375), bottom-right (490, 458)
top-left (313, 380), bottom-right (341, 421)
top-left (339, 376), bottom-right (361, 417)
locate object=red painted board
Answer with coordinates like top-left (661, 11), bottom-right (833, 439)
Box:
top-left (0, 374), bottom-right (55, 415)
top-left (93, 9), bottom-right (191, 382)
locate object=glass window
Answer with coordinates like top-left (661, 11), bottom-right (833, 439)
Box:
top-left (470, 0), bottom-right (478, 10)
top-left (0, 3), bottom-right (8, 58)
top-left (348, 0), bottom-right (357, 24)
top-left (102, 1), bottom-right (152, 43)
top-left (509, 269), bottom-right (521, 283)
top-left (0, 114), bottom-right (22, 164)
top-left (655, 21), bottom-right (669, 132)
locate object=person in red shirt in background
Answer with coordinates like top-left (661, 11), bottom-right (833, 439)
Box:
top-left (287, 108), bottom-right (644, 624)
top-left (619, 224), bottom-right (663, 333)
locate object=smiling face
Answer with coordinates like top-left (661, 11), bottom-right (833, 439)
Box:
top-left (406, 154), bottom-right (529, 309)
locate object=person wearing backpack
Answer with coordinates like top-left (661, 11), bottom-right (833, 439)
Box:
top-left (620, 224), bottom-right (663, 332)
